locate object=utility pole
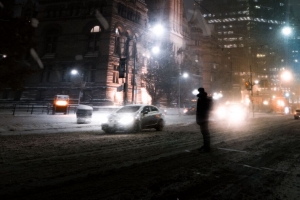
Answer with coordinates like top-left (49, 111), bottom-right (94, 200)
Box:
top-left (250, 64), bottom-right (254, 117)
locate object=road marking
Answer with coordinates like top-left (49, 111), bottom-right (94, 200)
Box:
top-left (243, 164), bottom-right (262, 170)
top-left (218, 147), bottom-right (248, 153)
top-left (241, 165), bottom-right (289, 173)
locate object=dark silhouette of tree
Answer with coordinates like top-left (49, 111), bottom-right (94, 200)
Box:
top-left (141, 42), bottom-right (179, 106)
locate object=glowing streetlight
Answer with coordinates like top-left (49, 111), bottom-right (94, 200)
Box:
top-left (151, 24), bottom-right (164, 36)
top-left (182, 72), bottom-right (189, 78)
top-left (71, 69), bottom-right (78, 75)
top-left (281, 70), bottom-right (292, 82)
top-left (178, 72), bottom-right (189, 116)
top-left (192, 89), bottom-right (198, 95)
top-left (71, 69), bottom-right (85, 105)
top-left (282, 26), bottom-right (292, 36)
top-left (151, 46), bottom-right (160, 54)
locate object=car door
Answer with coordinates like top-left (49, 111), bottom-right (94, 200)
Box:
top-left (149, 106), bottom-right (160, 125)
top-left (141, 106), bottom-right (151, 127)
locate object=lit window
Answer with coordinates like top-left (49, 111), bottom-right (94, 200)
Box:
top-left (88, 26), bottom-right (101, 52)
top-left (91, 26), bottom-right (100, 33)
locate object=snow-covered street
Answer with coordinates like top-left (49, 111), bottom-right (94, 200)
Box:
top-left (1, 112), bottom-right (300, 200)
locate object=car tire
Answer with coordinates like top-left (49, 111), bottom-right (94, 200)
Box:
top-left (156, 119), bottom-right (164, 131)
top-left (133, 120), bottom-right (142, 133)
top-left (102, 127), bottom-right (116, 134)
top-left (294, 117), bottom-right (299, 120)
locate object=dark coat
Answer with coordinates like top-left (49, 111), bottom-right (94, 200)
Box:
top-left (196, 93), bottom-right (212, 124)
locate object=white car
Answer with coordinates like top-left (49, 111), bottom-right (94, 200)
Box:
top-left (101, 104), bottom-right (165, 133)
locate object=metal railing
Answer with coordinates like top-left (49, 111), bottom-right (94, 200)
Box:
top-left (0, 101), bottom-right (79, 115)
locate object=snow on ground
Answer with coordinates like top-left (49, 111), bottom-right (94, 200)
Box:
top-left (0, 108), bottom-right (193, 135)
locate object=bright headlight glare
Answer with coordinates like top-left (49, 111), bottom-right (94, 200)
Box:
top-left (100, 115), bottom-right (109, 123)
top-left (119, 116), bottom-right (134, 125)
top-left (56, 100), bottom-right (68, 106)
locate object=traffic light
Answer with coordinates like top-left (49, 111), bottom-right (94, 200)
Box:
top-left (119, 58), bottom-right (126, 78)
top-left (245, 81), bottom-right (252, 90)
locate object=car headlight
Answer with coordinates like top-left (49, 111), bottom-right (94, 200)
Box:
top-left (119, 116), bottom-right (135, 125)
top-left (100, 116), bottom-right (109, 124)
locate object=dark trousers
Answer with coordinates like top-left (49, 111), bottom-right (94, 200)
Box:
top-left (199, 121), bottom-right (210, 150)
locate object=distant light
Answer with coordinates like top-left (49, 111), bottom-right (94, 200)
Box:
top-left (182, 72), bottom-right (189, 78)
top-left (284, 107), bottom-right (289, 114)
top-left (71, 69), bottom-right (78, 75)
top-left (254, 80), bottom-right (259, 84)
top-left (3, 54), bottom-right (6, 58)
top-left (282, 26), bottom-right (292, 36)
top-left (192, 89), bottom-right (198, 95)
top-left (213, 92), bottom-right (223, 100)
top-left (281, 71), bottom-right (292, 81)
top-left (152, 46), bottom-right (160, 54)
top-left (285, 92), bottom-right (290, 97)
top-left (151, 24), bottom-right (164, 36)
top-left (263, 100), bottom-right (269, 105)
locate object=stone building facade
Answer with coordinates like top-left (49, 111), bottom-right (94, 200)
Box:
top-left (22, 0), bottom-right (150, 105)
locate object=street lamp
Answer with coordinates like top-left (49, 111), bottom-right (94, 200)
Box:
top-left (281, 70), bottom-right (292, 82)
top-left (178, 72), bottom-right (189, 116)
top-left (71, 69), bottom-right (85, 105)
top-left (282, 26), bottom-right (292, 36)
top-left (0, 54), bottom-right (6, 59)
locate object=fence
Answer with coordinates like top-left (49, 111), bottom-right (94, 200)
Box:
top-left (0, 101), bottom-right (79, 115)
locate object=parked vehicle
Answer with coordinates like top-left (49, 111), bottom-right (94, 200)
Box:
top-left (76, 105), bottom-right (93, 124)
top-left (101, 104), bottom-right (165, 133)
top-left (53, 95), bottom-right (69, 114)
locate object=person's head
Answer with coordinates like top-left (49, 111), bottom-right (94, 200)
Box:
top-left (197, 87), bottom-right (207, 97)
top-left (198, 87), bottom-right (205, 94)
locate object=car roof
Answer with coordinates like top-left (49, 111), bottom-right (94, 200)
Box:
top-left (123, 104), bottom-right (153, 107)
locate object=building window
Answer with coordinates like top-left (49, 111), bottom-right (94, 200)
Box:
top-left (87, 26), bottom-right (101, 52)
top-left (113, 65), bottom-right (119, 83)
top-left (45, 29), bottom-right (59, 54)
top-left (114, 37), bottom-right (121, 56)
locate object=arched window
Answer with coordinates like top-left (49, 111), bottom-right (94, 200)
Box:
top-left (87, 26), bottom-right (101, 52)
top-left (114, 27), bottom-right (121, 56)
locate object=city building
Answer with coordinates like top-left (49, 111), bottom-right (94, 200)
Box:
top-left (22, 0), bottom-right (149, 105)
top-left (196, 0), bottom-right (300, 108)
top-left (1, 0), bottom-right (221, 107)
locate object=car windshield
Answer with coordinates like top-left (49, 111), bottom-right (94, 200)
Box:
top-left (116, 106), bottom-right (141, 113)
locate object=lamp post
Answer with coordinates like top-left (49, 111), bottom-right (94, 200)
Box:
top-left (71, 69), bottom-right (85, 105)
top-left (178, 72), bottom-right (189, 116)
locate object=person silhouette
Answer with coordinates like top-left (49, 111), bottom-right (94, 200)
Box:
top-left (196, 88), bottom-right (213, 152)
